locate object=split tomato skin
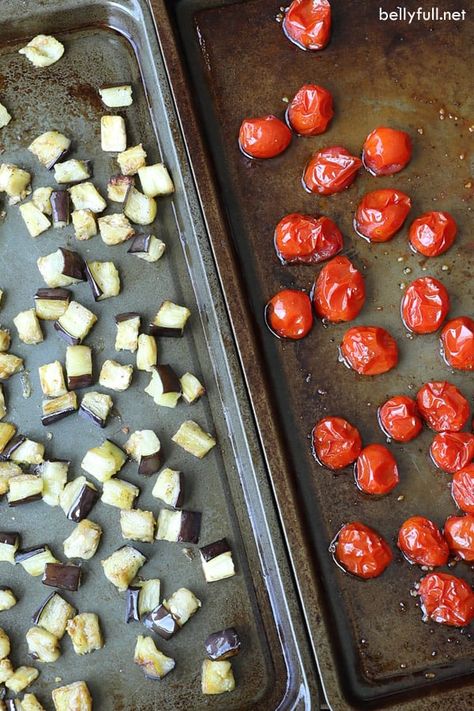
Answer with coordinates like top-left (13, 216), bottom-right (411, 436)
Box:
top-left (397, 516), bottom-right (449, 567)
top-left (418, 572), bottom-right (474, 627)
top-left (354, 189), bottom-right (411, 242)
top-left (416, 381), bottom-right (470, 432)
top-left (401, 277), bottom-right (450, 334)
top-left (303, 146), bottom-right (362, 196)
top-left (452, 465), bottom-right (474, 514)
top-left (282, 0), bottom-right (332, 51)
top-left (378, 395), bottom-right (422, 442)
top-left (355, 444), bottom-right (399, 495)
top-left (340, 326), bottom-right (398, 376)
top-left (430, 432), bottom-right (474, 474)
top-left (441, 316), bottom-right (474, 371)
top-left (362, 127), bottom-right (412, 176)
top-left (444, 515), bottom-right (474, 562)
top-left (238, 115), bottom-right (292, 159)
top-left (408, 211), bottom-right (457, 257)
top-left (334, 522), bottom-right (393, 579)
top-left (312, 416), bottom-right (362, 470)
top-left (287, 84), bottom-right (334, 136)
top-left (274, 213), bottom-right (343, 265)
top-left (265, 288), bottom-right (313, 340)
top-left (313, 255), bottom-right (366, 322)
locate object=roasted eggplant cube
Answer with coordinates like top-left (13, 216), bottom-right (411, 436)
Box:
top-left (180, 372), bottom-right (206, 404)
top-left (32, 593), bottom-right (76, 639)
top-left (66, 345), bottom-right (93, 390)
top-left (124, 430), bottom-right (161, 476)
top-left (37, 460), bottom-right (69, 506)
top-left (124, 187), bottom-right (156, 225)
top-left (85, 261), bottom-right (120, 301)
top-left (125, 586), bottom-right (141, 623)
top-left (151, 469), bottom-right (184, 509)
top-left (0, 462), bottom-right (22, 495)
top-left (201, 659), bottom-right (235, 695)
top-left (71, 209), bottom-right (97, 241)
top-left (63, 519), bottom-right (102, 560)
top-left (136, 334), bottom-right (157, 372)
top-left (35, 288), bottom-right (70, 321)
top-left (205, 628), bottom-right (241, 661)
top-left (60, 477), bottom-right (99, 522)
top-left (156, 509), bottom-right (201, 544)
top-left (0, 101), bottom-right (11, 129)
top-left (10, 439), bottom-right (45, 465)
top-left (0, 588), bottom-right (16, 610)
top-left (0, 422), bottom-right (16, 454)
top-left (13, 309), bottom-right (43, 345)
top-left (99, 85), bottom-right (133, 107)
top-left (19, 202), bottom-right (51, 238)
top-left (101, 115), bottom-right (127, 152)
top-left (0, 533), bottom-right (19, 564)
top-left (69, 182), bottom-right (106, 213)
top-left (143, 605), bottom-right (179, 640)
top-left (172, 420), bottom-right (216, 459)
top-left (15, 546), bottom-right (58, 576)
top-left (41, 392), bottom-right (78, 426)
top-left (0, 657), bottom-right (13, 683)
top-left (137, 579), bottom-right (161, 617)
top-left (28, 130), bottom-right (70, 168)
top-left (134, 636), bottom-right (175, 680)
top-left (26, 626), bottom-right (61, 663)
top-left (138, 163), bottom-right (174, 197)
top-left (0, 385), bottom-right (5, 420)
top-left (54, 159), bottom-right (90, 184)
top-left (55, 301), bottom-right (97, 345)
top-left (66, 613), bottom-right (103, 655)
top-left (20, 694), bottom-right (46, 711)
top-left (0, 628), bottom-right (10, 659)
top-left (117, 144), bottom-right (146, 175)
top-left (101, 546), bottom-right (146, 591)
top-left (52, 681), bottom-right (92, 711)
top-left (0, 163), bottom-right (31, 204)
top-left (120, 510), bottom-right (155, 543)
top-left (0, 354), bottom-right (23, 380)
top-left (79, 391), bottom-right (112, 428)
top-left (5, 666), bottom-right (39, 694)
top-left (107, 174), bottom-right (134, 203)
top-left (99, 360), bottom-right (133, 392)
top-left (144, 365), bottom-right (181, 408)
top-left (50, 190), bottom-right (70, 228)
top-left (7, 475), bottom-right (43, 506)
top-left (98, 213), bottom-right (134, 245)
top-left (19, 35), bottom-right (64, 68)
top-left (38, 361), bottom-right (67, 397)
top-left (127, 234), bottom-right (166, 263)
top-left (37, 249), bottom-right (85, 288)
top-left (42, 563), bottom-right (82, 592)
top-left (115, 313), bottom-right (140, 352)
top-left (101, 478), bottom-right (139, 510)
top-left (164, 587), bottom-right (201, 627)
top-left (32, 186), bottom-right (53, 215)
top-left (81, 440), bottom-right (126, 483)
top-left (0, 329), bottom-right (10, 353)
top-left (200, 539), bottom-right (235, 583)
top-left (149, 301), bottom-right (191, 338)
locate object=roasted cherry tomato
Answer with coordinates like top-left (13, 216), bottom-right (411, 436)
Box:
top-left (313, 256), bottom-right (366, 322)
top-left (355, 444), bottom-right (399, 495)
top-left (441, 316), bottom-right (474, 371)
top-left (362, 127), bottom-right (412, 176)
top-left (238, 115), bottom-right (292, 159)
top-left (430, 432), bottom-right (474, 474)
top-left (340, 326), bottom-right (398, 376)
top-left (312, 416), bottom-right (362, 470)
top-left (452, 465), bottom-right (474, 514)
top-left (378, 395), bottom-right (422, 442)
top-left (397, 516), bottom-right (449, 567)
top-left (287, 84), bottom-right (334, 136)
top-left (303, 146), bottom-right (362, 196)
top-left (282, 0), bottom-right (331, 51)
top-left (354, 189), bottom-right (411, 242)
top-left (418, 572), bottom-right (474, 627)
top-left (334, 522), bottom-right (393, 579)
top-left (408, 211), bottom-right (457, 257)
top-left (416, 381), bottom-right (470, 432)
top-left (444, 515), bottom-right (474, 561)
top-left (265, 288), bottom-right (313, 339)
top-left (274, 213), bottom-right (343, 265)
top-left (401, 277), bottom-right (450, 334)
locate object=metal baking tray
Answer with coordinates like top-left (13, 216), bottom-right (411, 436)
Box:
top-left (0, 1), bottom-right (317, 708)
top-left (154, 0), bottom-right (474, 708)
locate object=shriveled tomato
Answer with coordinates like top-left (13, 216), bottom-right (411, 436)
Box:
top-left (444, 515), bottom-right (474, 561)
top-left (401, 277), bottom-right (450, 334)
top-left (354, 189), bottom-right (411, 242)
top-left (340, 326), bottom-right (398, 375)
top-left (303, 146), bottom-right (362, 196)
top-left (287, 84), bottom-right (334, 136)
top-left (418, 572), bottom-right (474, 626)
top-left (378, 395), bottom-right (422, 442)
top-left (238, 115), bottom-right (292, 159)
top-left (362, 127), bottom-right (412, 176)
top-left (397, 516), bottom-right (449, 567)
top-left (452, 465), bottom-right (474, 514)
top-left (334, 522), bottom-right (393, 579)
top-left (416, 381), bottom-right (470, 432)
top-left (313, 255), bottom-right (366, 322)
top-left (311, 416), bottom-right (362, 470)
top-left (430, 432), bottom-right (474, 474)
top-left (282, 0), bottom-right (331, 51)
top-left (355, 444), bottom-right (399, 495)
top-left (441, 316), bottom-right (474, 371)
top-left (408, 211), bottom-right (457, 257)
top-left (274, 213), bottom-right (343, 264)
top-left (265, 289), bottom-right (313, 339)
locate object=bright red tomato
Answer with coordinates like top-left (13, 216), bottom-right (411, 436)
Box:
top-left (362, 127), bottom-right (412, 176)
top-left (311, 416), bottom-right (362, 470)
top-left (354, 189), bottom-right (411, 242)
top-left (430, 432), bottom-right (474, 474)
top-left (303, 146), bottom-right (362, 195)
top-left (416, 381), bottom-right (470, 432)
top-left (282, 0), bottom-right (331, 51)
top-left (355, 444), bottom-right (399, 495)
top-left (444, 515), bottom-right (474, 561)
top-left (265, 288), bottom-right (313, 339)
top-left (334, 522), bottom-right (393, 579)
top-left (401, 277), bottom-right (450, 334)
top-left (340, 326), bottom-right (398, 375)
top-left (418, 572), bottom-right (474, 626)
top-left (408, 211), bottom-right (457, 257)
top-left (313, 256), bottom-right (366, 322)
top-left (441, 317), bottom-right (474, 371)
top-left (238, 115), bottom-right (292, 159)
top-left (287, 84), bottom-right (334, 136)
top-left (274, 213), bottom-right (343, 265)
top-left (397, 516), bottom-right (449, 567)
top-left (452, 465), bottom-right (474, 514)
top-left (378, 395), bottom-right (422, 442)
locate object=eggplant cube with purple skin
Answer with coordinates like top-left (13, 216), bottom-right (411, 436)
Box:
top-left (124, 430), bottom-right (161, 476)
top-left (28, 130), bottom-right (70, 168)
top-left (81, 440), bottom-right (127, 483)
top-left (200, 539), bottom-right (235, 583)
top-left (32, 592), bottom-right (76, 639)
top-left (127, 233), bottom-right (166, 263)
top-left (156, 509), bottom-right (201, 544)
top-left (151, 468), bottom-right (184, 509)
top-left (149, 301), bottom-right (191, 338)
top-left (85, 261), bottom-right (121, 301)
top-left (26, 626), bottom-right (61, 663)
top-left (134, 635), bottom-right (175, 681)
top-left (66, 613), bottom-right (103, 655)
top-left (15, 546), bottom-right (58, 577)
top-left (201, 659), bottom-right (236, 695)
top-left (101, 478), bottom-right (139, 510)
top-left (120, 509), bottom-right (155, 543)
top-left (0, 532), bottom-right (19, 564)
top-left (101, 546), bottom-right (146, 591)
top-left (69, 182), bottom-right (106, 213)
top-left (115, 313), bottom-right (140, 352)
top-left (41, 392), bottom-right (78, 426)
top-left (79, 391), bottom-right (113, 428)
top-left (60, 476), bottom-right (99, 522)
top-left (180, 372), bottom-right (206, 404)
top-left (0, 384), bottom-right (5, 420)
top-left (10, 439), bottom-right (45, 466)
top-left (42, 562), bottom-right (82, 592)
top-left (98, 213), bottom-right (135, 246)
top-left (14, 309), bottom-right (43, 345)
top-left (72, 209), bottom-right (97, 241)
top-left (19, 201), bottom-right (51, 237)
top-left (7, 474), bottom-right (43, 506)
top-left (52, 680), bottom-right (92, 711)
top-left (66, 345), bottom-right (93, 390)
top-left (144, 365), bottom-right (181, 408)
top-left (37, 249), bottom-right (85, 288)
top-left (55, 301), bottom-right (97, 345)
top-left (117, 144), bottom-right (146, 176)
top-left (38, 361), bottom-right (67, 397)
top-left (164, 588), bottom-right (201, 627)
top-left (63, 519), bottom-right (102, 560)
top-left (204, 627), bottom-right (241, 661)
top-left (143, 604), bottom-right (179, 640)
top-left (35, 288), bottom-right (71, 321)
top-left (50, 190), bottom-right (70, 228)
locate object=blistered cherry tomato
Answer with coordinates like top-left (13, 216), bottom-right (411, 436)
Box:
top-left (416, 381), bottom-right (469, 432)
top-left (418, 572), bottom-right (474, 627)
top-left (430, 432), bottom-right (474, 474)
top-left (401, 277), bottom-right (450, 334)
top-left (303, 146), bottom-right (362, 196)
top-left (354, 189), bottom-right (411, 242)
top-left (238, 115), bottom-right (292, 159)
top-left (274, 213), bottom-right (343, 265)
top-left (397, 516), bottom-right (449, 567)
top-left (287, 84), bottom-right (334, 136)
top-left (312, 416), bottom-right (362, 470)
top-left (265, 289), bottom-right (313, 339)
top-left (452, 465), bottom-right (474, 514)
top-left (362, 127), bottom-right (412, 176)
top-left (313, 256), bottom-right (366, 322)
top-left (355, 444), bottom-right (399, 495)
top-left (282, 0), bottom-right (331, 51)
top-left (444, 515), bottom-right (474, 561)
top-left (340, 326), bottom-right (398, 376)
top-left (378, 395), bottom-right (422, 442)
top-left (441, 317), bottom-right (474, 371)
top-left (408, 211), bottom-right (457, 257)
top-left (334, 522), bottom-right (393, 579)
